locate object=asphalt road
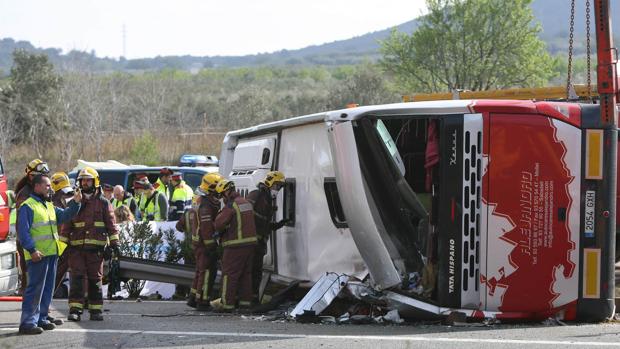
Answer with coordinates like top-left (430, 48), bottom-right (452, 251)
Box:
top-left (1, 300), bottom-right (620, 349)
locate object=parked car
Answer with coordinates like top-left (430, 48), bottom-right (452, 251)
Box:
top-left (68, 160), bottom-right (219, 194)
top-left (179, 154), bottom-right (218, 167)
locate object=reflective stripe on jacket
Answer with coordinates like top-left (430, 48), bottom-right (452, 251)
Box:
top-left (22, 197), bottom-right (59, 260)
top-left (214, 192), bottom-right (257, 248)
top-left (60, 191), bottom-right (119, 249)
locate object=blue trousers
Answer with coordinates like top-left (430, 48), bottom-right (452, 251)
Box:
top-left (20, 255), bottom-right (57, 329)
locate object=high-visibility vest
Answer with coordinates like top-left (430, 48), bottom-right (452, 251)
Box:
top-left (112, 196), bottom-right (134, 209)
top-left (22, 197), bottom-right (61, 260)
top-left (140, 192), bottom-right (163, 222)
top-left (171, 181), bottom-right (193, 209)
top-left (155, 178), bottom-right (170, 199)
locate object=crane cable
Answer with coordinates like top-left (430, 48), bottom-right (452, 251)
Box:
top-left (586, 0), bottom-right (592, 101)
top-left (566, 0), bottom-right (575, 99)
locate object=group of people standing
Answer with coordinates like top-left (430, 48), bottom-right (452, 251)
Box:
top-left (14, 160), bottom-right (119, 335)
top-left (13, 158), bottom-right (288, 335)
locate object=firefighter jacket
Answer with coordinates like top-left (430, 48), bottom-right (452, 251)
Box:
top-left (214, 191), bottom-right (257, 248)
top-left (246, 187), bottom-right (286, 239)
top-left (169, 181), bottom-right (193, 221)
top-left (176, 197), bottom-right (220, 250)
top-left (60, 190), bottom-right (119, 250)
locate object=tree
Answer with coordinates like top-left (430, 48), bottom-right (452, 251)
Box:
top-left (380, 0), bottom-right (556, 93)
top-left (9, 49), bottom-right (62, 150)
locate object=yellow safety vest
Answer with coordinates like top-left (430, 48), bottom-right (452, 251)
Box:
top-left (140, 192), bottom-right (163, 222)
top-left (22, 197), bottom-right (65, 260)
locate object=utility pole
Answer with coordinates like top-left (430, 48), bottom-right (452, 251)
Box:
top-left (122, 24), bottom-right (127, 59)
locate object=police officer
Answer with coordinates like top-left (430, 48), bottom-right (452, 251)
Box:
top-left (246, 171), bottom-right (288, 302)
top-left (168, 172), bottom-right (193, 221)
top-left (60, 167), bottom-right (119, 322)
top-left (213, 179), bottom-right (257, 311)
top-left (177, 173), bottom-right (223, 311)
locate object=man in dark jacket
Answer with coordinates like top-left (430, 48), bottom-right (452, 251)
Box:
top-left (60, 167), bottom-right (119, 322)
top-left (246, 171), bottom-right (288, 302)
top-left (177, 173), bottom-right (223, 311)
top-left (213, 179), bottom-right (257, 311)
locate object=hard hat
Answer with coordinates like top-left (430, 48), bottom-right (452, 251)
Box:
top-left (215, 179), bottom-right (235, 194)
top-left (262, 171), bottom-right (285, 188)
top-left (77, 167), bottom-right (100, 187)
top-left (198, 172), bottom-right (223, 195)
top-left (50, 172), bottom-right (73, 194)
top-left (25, 159), bottom-right (50, 175)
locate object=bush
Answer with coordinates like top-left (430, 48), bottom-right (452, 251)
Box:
top-left (118, 221), bottom-right (164, 298)
top-left (129, 131), bottom-right (159, 166)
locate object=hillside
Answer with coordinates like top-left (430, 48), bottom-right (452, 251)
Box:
top-left (0, 0), bottom-right (617, 74)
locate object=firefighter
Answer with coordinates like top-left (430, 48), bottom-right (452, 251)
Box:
top-left (213, 179), bottom-right (257, 311)
top-left (14, 160), bottom-right (50, 295)
top-left (135, 179), bottom-right (168, 222)
top-left (168, 172), bottom-right (193, 221)
top-left (155, 168), bottom-right (173, 199)
top-left (177, 173), bottom-right (222, 311)
top-left (111, 185), bottom-right (137, 217)
top-left (246, 171), bottom-right (288, 302)
top-left (50, 172), bottom-right (75, 297)
top-left (60, 167), bottom-right (119, 322)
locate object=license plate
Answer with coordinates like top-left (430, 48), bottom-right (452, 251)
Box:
top-left (584, 190), bottom-right (596, 238)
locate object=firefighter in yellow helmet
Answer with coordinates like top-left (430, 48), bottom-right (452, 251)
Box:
top-left (50, 172), bottom-right (76, 297)
top-left (59, 167), bottom-right (119, 322)
top-left (14, 160), bottom-right (51, 296)
top-left (213, 179), bottom-right (257, 311)
top-left (177, 172), bottom-right (223, 310)
top-left (246, 171), bottom-right (288, 302)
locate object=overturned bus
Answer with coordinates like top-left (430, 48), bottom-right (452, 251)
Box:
top-left (219, 99), bottom-right (616, 322)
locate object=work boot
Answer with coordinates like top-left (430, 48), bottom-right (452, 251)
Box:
top-left (195, 303), bottom-right (212, 312)
top-left (90, 311), bottom-right (104, 321)
top-left (46, 315), bottom-right (64, 326)
top-left (18, 326), bottom-right (44, 335)
top-left (211, 300), bottom-right (235, 313)
top-left (186, 295), bottom-right (197, 308)
top-left (38, 322), bottom-right (56, 331)
top-left (67, 310), bottom-right (81, 322)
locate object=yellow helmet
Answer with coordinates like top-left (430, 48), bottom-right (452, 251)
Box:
top-left (77, 167), bottom-right (100, 187)
top-left (215, 179), bottom-right (235, 194)
top-left (25, 159), bottom-right (50, 175)
top-left (199, 172), bottom-right (223, 195)
top-left (262, 171), bottom-right (285, 188)
top-left (51, 172), bottom-right (72, 193)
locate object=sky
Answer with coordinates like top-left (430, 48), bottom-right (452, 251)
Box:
top-left (0, 0), bottom-right (428, 59)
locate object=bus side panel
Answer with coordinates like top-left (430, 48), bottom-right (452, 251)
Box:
top-left (482, 115), bottom-right (581, 313)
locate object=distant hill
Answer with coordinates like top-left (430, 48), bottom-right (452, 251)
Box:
top-left (0, 0), bottom-right (618, 74)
